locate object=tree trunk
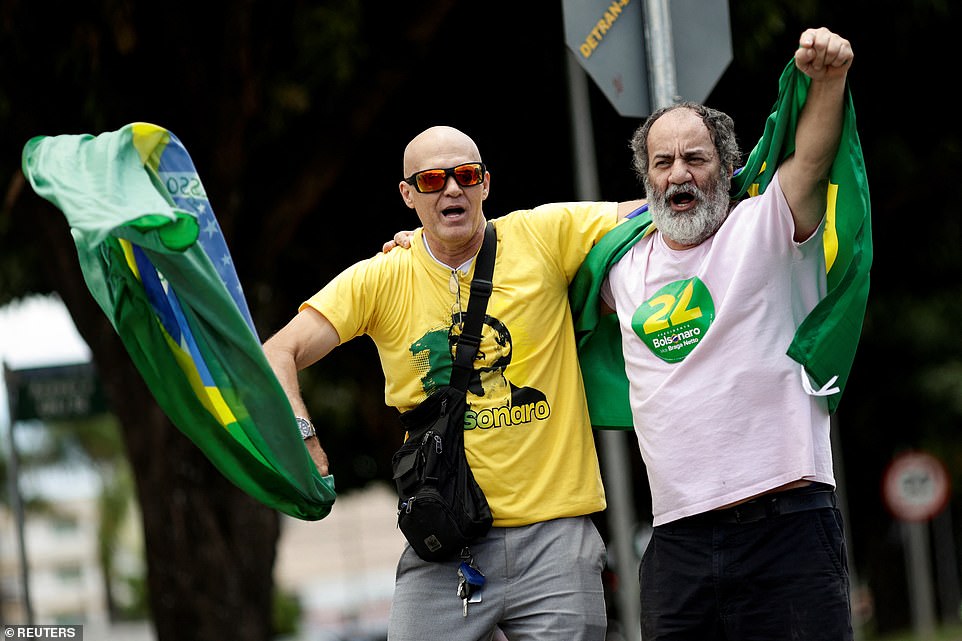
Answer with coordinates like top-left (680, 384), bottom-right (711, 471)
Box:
top-left (131, 401), bottom-right (280, 641)
top-left (28, 190), bottom-right (280, 641)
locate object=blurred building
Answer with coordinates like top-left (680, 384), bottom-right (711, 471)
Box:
top-left (0, 467), bottom-right (149, 639)
top-left (1, 478), bottom-right (404, 640)
top-left (0, 494), bottom-right (106, 623)
top-left (274, 481), bottom-right (406, 641)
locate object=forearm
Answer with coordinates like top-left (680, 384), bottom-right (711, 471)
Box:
top-left (794, 75), bottom-right (846, 183)
top-left (263, 343), bottom-right (311, 417)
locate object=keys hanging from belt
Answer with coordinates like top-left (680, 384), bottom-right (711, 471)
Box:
top-left (456, 547), bottom-right (486, 617)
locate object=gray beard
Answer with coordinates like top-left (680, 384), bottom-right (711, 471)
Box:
top-left (646, 175), bottom-right (731, 247)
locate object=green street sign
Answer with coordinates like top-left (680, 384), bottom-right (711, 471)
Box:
top-left (5, 362), bottom-right (107, 422)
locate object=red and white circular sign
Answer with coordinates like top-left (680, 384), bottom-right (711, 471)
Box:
top-left (882, 451), bottom-right (951, 522)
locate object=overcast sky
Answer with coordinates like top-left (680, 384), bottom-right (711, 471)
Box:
top-left (0, 294), bottom-right (90, 367)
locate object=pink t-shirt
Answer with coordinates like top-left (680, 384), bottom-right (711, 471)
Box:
top-left (603, 173), bottom-right (835, 525)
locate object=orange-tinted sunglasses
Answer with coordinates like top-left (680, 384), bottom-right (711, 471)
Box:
top-left (403, 162), bottom-right (485, 194)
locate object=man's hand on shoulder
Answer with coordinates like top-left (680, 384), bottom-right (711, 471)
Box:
top-left (382, 229), bottom-right (415, 253)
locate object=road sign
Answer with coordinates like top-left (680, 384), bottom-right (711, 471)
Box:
top-left (670, 0), bottom-right (732, 105)
top-left (882, 451), bottom-right (950, 522)
top-left (4, 362), bottom-right (107, 422)
top-left (562, 0), bottom-right (732, 118)
top-left (562, 0), bottom-right (649, 118)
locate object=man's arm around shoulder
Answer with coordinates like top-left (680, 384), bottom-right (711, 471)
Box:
top-left (617, 199), bottom-right (646, 219)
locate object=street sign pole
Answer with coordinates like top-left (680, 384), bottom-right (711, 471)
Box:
top-left (903, 520), bottom-right (937, 638)
top-left (2, 360), bottom-right (104, 624)
top-left (883, 451), bottom-right (951, 638)
top-left (565, 49), bottom-right (643, 641)
top-left (2, 363), bottom-right (34, 624)
top-left (642, 0), bottom-right (677, 109)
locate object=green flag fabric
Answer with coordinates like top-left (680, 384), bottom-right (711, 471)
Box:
top-left (22, 123), bottom-right (336, 519)
top-left (570, 59), bottom-right (872, 427)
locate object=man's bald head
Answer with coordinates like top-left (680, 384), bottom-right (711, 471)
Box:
top-left (403, 126), bottom-right (482, 177)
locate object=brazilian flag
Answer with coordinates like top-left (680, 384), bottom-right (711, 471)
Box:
top-left (22, 123), bottom-right (336, 519)
top-left (570, 59), bottom-right (872, 427)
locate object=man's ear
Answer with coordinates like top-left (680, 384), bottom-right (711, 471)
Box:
top-left (399, 182), bottom-right (416, 209)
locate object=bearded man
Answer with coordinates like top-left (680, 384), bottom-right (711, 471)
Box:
top-left (599, 26), bottom-right (858, 641)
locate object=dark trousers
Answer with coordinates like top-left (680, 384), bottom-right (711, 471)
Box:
top-left (640, 487), bottom-right (853, 640)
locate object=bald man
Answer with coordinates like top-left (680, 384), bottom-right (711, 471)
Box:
top-left (263, 125), bottom-right (643, 641)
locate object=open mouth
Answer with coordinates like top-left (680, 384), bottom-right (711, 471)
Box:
top-left (664, 183), bottom-right (700, 211)
top-left (442, 206), bottom-right (465, 217)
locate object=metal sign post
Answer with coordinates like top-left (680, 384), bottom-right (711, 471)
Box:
top-left (565, 50), bottom-right (643, 641)
top-left (2, 361), bottom-right (105, 624)
top-left (883, 451), bottom-right (951, 638)
top-left (641, 0), bottom-right (677, 109)
top-left (3, 363), bottom-right (34, 624)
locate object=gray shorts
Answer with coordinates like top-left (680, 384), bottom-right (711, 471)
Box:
top-left (388, 515), bottom-right (607, 641)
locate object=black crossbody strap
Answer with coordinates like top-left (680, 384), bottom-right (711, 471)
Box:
top-left (450, 222), bottom-right (496, 392)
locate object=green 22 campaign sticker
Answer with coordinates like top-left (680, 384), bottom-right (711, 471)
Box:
top-left (631, 277), bottom-right (715, 363)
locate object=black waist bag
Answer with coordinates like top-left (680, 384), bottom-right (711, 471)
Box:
top-left (393, 386), bottom-right (493, 562)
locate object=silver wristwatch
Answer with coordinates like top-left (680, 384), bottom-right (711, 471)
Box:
top-left (295, 416), bottom-right (316, 440)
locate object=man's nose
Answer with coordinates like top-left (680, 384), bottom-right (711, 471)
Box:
top-left (668, 160), bottom-right (692, 184)
top-left (442, 174), bottom-right (463, 194)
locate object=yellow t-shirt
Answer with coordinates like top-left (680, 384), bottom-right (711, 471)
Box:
top-left (302, 202), bottom-right (620, 526)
